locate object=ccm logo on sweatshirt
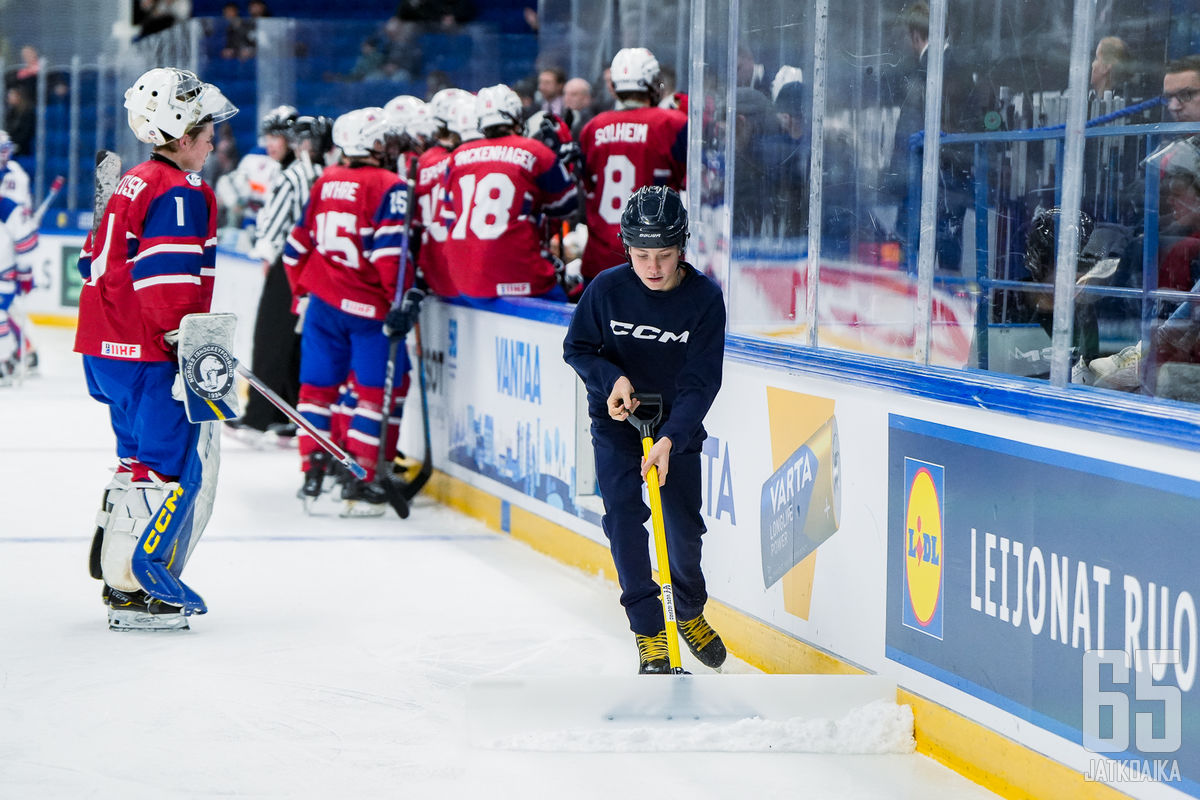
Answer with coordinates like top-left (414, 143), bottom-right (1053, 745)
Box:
top-left (609, 321), bottom-right (690, 343)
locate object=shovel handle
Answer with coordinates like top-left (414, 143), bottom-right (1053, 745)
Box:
top-left (627, 392), bottom-right (663, 438)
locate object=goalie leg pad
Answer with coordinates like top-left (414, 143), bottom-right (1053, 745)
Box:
top-left (101, 478), bottom-right (175, 593)
top-left (129, 421), bottom-right (219, 615)
top-left (90, 470), bottom-right (133, 580)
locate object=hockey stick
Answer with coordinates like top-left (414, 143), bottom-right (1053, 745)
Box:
top-left (628, 393), bottom-right (686, 674)
top-left (236, 362), bottom-right (367, 480)
top-left (88, 150), bottom-right (123, 581)
top-left (32, 175), bottom-right (64, 227)
top-left (398, 318), bottom-right (433, 501)
top-left (376, 159), bottom-right (419, 518)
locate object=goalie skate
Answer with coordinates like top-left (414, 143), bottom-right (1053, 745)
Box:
top-left (106, 586), bottom-right (189, 631)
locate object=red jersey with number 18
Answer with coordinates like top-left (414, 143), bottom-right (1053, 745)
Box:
top-left (578, 105), bottom-right (687, 280)
top-left (442, 134), bottom-right (577, 299)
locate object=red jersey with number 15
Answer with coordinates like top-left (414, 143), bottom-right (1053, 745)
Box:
top-left (74, 156), bottom-right (218, 362)
top-left (283, 163), bottom-right (409, 320)
top-left (442, 134), bottom-right (577, 299)
top-left (578, 105), bottom-right (687, 279)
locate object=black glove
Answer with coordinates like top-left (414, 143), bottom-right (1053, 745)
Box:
top-left (384, 287), bottom-right (426, 338)
top-left (558, 141), bottom-right (582, 175)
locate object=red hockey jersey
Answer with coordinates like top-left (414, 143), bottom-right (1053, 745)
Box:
top-left (283, 163), bottom-right (409, 320)
top-left (74, 156), bottom-right (218, 362)
top-left (414, 144), bottom-right (456, 297)
top-left (442, 134), bottom-right (577, 299)
top-left (578, 106), bottom-right (687, 279)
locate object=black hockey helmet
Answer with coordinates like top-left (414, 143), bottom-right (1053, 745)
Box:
top-left (620, 185), bottom-right (688, 251)
top-left (291, 115), bottom-right (334, 155)
top-left (260, 104), bottom-right (299, 137)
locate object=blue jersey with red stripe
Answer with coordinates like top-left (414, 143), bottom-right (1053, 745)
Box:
top-left (74, 155), bottom-right (218, 362)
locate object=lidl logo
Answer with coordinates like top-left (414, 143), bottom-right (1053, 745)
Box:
top-left (903, 458), bottom-right (944, 639)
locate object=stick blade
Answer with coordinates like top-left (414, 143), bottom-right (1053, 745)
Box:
top-left (466, 674), bottom-right (900, 750)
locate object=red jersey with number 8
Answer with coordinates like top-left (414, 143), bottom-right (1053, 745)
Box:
top-left (578, 106), bottom-right (687, 280)
top-left (442, 134), bottom-right (577, 299)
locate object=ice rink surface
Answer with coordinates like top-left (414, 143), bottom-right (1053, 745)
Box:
top-left (0, 326), bottom-right (1003, 800)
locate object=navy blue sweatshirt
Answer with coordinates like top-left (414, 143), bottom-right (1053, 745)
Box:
top-left (563, 262), bottom-right (726, 448)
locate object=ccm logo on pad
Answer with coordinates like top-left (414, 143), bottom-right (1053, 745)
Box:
top-left (609, 321), bottom-right (690, 343)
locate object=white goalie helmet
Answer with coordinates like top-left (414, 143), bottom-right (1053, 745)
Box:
top-left (610, 47), bottom-right (660, 94)
top-left (124, 67), bottom-right (238, 146)
top-left (475, 84), bottom-right (522, 131)
top-left (333, 107), bottom-right (389, 158)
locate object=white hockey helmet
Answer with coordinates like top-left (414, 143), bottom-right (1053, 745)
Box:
top-left (333, 106), bottom-right (389, 158)
top-left (610, 47), bottom-right (660, 94)
top-left (429, 87), bottom-right (474, 129)
top-left (406, 103), bottom-right (438, 144)
top-left (771, 65), bottom-right (805, 102)
top-left (124, 67), bottom-right (238, 146)
top-left (0, 130), bottom-right (10, 167)
top-left (444, 93), bottom-right (481, 141)
top-left (385, 95), bottom-right (425, 124)
top-left (475, 84), bottom-right (523, 132)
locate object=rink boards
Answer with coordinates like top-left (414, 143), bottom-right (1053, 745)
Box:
top-left (407, 296), bottom-right (1200, 800)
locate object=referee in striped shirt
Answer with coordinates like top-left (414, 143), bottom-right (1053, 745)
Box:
top-left (237, 109), bottom-right (332, 439)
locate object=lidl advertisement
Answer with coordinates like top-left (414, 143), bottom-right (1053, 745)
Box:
top-left (887, 414), bottom-right (1200, 794)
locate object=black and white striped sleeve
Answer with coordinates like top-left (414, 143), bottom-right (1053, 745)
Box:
top-left (251, 159), bottom-right (319, 263)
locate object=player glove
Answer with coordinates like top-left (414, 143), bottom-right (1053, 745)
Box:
top-left (383, 287), bottom-right (425, 338)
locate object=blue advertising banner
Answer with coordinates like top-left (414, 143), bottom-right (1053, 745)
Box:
top-left (887, 415), bottom-right (1200, 793)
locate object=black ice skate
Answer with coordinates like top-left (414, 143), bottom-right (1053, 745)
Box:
top-left (105, 585), bottom-right (189, 631)
top-left (340, 477), bottom-right (388, 518)
top-left (678, 614), bottom-right (727, 669)
top-left (299, 451), bottom-right (332, 511)
top-left (635, 631), bottom-right (672, 674)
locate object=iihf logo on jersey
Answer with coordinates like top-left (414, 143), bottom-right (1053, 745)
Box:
top-left (184, 343), bottom-right (236, 400)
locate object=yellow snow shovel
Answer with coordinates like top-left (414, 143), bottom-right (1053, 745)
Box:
top-left (627, 392), bottom-right (686, 673)
top-left (464, 397), bottom-right (900, 748)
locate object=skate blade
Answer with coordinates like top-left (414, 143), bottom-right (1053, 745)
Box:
top-left (109, 607), bottom-right (190, 631)
top-left (340, 500), bottom-right (387, 518)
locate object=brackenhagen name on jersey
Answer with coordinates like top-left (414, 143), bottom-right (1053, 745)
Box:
top-left (455, 145), bottom-right (537, 171)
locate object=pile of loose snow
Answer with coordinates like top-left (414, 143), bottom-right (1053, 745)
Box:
top-left (482, 700), bottom-right (915, 753)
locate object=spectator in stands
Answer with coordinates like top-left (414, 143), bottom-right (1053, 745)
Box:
top-left (538, 67), bottom-right (566, 117)
top-left (731, 87), bottom-right (777, 236)
top-left (396, 0), bottom-right (476, 29)
top-left (134, 0), bottom-right (188, 39)
top-left (1081, 56), bottom-right (1200, 392)
top-left (8, 45), bottom-right (40, 98)
top-left (589, 68), bottom-right (617, 114)
top-left (884, 0), bottom-right (982, 272)
top-left (1091, 36), bottom-right (1133, 99)
top-left (379, 16), bottom-right (423, 82)
top-left (4, 87), bottom-right (34, 156)
top-left (220, 2), bottom-right (255, 61)
top-left (563, 77), bottom-right (593, 139)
